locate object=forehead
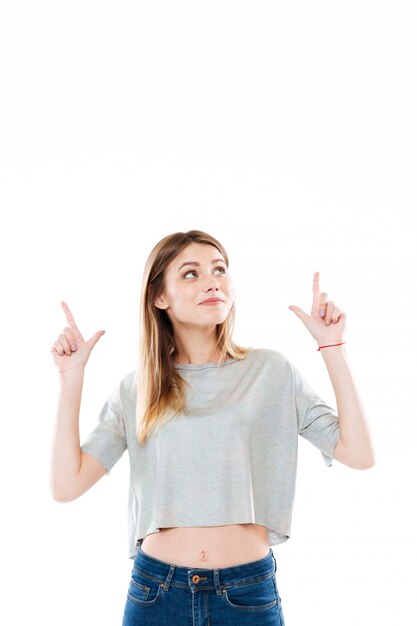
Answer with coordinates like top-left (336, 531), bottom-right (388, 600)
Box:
top-left (173, 243), bottom-right (223, 265)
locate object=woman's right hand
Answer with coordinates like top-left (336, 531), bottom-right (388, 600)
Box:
top-left (50, 301), bottom-right (106, 374)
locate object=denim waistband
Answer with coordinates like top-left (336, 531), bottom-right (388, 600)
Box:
top-left (133, 540), bottom-right (277, 592)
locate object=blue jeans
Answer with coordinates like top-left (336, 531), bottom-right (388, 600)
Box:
top-left (122, 539), bottom-right (285, 625)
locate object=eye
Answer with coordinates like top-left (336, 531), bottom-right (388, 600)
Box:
top-left (183, 266), bottom-right (226, 279)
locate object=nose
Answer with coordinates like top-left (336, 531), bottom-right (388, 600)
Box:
top-left (204, 282), bottom-right (219, 295)
top-left (202, 276), bottom-right (221, 292)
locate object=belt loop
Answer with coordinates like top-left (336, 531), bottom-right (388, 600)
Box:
top-left (213, 568), bottom-right (222, 595)
top-left (162, 564), bottom-right (176, 591)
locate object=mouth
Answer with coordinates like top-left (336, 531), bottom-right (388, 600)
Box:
top-left (199, 298), bottom-right (224, 305)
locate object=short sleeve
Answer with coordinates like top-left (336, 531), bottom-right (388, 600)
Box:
top-left (291, 360), bottom-right (341, 467)
top-left (80, 381), bottom-right (127, 474)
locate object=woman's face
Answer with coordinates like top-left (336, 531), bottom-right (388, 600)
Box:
top-left (154, 242), bottom-right (234, 327)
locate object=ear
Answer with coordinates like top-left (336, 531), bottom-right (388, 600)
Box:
top-left (153, 295), bottom-right (168, 310)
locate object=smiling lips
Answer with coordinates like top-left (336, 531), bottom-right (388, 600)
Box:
top-left (199, 297), bottom-right (224, 305)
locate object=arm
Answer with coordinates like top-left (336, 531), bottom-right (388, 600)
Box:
top-left (49, 368), bottom-right (107, 502)
top-left (320, 343), bottom-right (375, 469)
top-left (288, 271), bottom-right (375, 470)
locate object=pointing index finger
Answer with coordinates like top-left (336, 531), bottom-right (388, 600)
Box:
top-left (61, 301), bottom-right (81, 333)
top-left (312, 271), bottom-right (320, 309)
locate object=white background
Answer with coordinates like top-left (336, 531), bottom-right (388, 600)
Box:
top-left (1, 1), bottom-right (416, 624)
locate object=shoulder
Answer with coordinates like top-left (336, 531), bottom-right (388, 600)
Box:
top-left (105, 370), bottom-right (136, 411)
top-left (120, 370), bottom-right (137, 396)
top-left (248, 346), bottom-right (289, 364)
top-left (245, 347), bottom-right (293, 373)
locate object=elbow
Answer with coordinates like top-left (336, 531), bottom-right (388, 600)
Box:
top-left (353, 456), bottom-right (376, 470)
top-left (333, 439), bottom-right (375, 470)
top-left (338, 440), bottom-right (376, 470)
top-left (50, 486), bottom-right (71, 502)
top-left (357, 445), bottom-right (376, 470)
top-left (50, 480), bottom-right (78, 503)
top-left (51, 490), bottom-right (74, 503)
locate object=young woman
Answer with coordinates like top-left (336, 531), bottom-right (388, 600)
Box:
top-left (50, 229), bottom-right (374, 625)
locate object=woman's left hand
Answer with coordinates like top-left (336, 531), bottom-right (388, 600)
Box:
top-left (288, 271), bottom-right (347, 346)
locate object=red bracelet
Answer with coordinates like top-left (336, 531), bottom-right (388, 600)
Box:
top-left (317, 341), bottom-right (346, 351)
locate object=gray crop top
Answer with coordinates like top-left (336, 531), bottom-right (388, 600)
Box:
top-left (80, 348), bottom-right (341, 559)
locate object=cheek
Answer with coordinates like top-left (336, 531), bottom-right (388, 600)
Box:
top-left (172, 283), bottom-right (198, 306)
top-left (169, 281), bottom-right (189, 297)
top-left (225, 278), bottom-right (234, 295)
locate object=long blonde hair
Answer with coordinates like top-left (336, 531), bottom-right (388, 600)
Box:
top-left (135, 229), bottom-right (250, 445)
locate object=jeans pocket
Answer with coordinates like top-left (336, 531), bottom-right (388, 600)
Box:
top-left (126, 566), bottom-right (163, 607)
top-left (222, 574), bottom-right (278, 612)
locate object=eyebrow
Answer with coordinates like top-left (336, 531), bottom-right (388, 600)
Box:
top-left (177, 258), bottom-right (226, 272)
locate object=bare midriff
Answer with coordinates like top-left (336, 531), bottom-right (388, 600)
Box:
top-left (140, 523), bottom-right (270, 568)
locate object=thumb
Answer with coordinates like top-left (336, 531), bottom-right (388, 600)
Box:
top-left (288, 305), bottom-right (309, 323)
top-left (87, 330), bottom-right (106, 350)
